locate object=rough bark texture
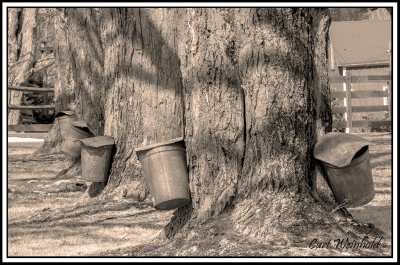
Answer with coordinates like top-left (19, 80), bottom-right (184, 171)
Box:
top-left (36, 8), bottom-right (80, 154)
top-left (175, 8), bottom-right (245, 224)
top-left (63, 8), bottom-right (106, 136)
top-left (237, 8), bottom-right (315, 195)
top-left (309, 9), bottom-right (336, 202)
top-left (53, 8), bottom-right (76, 113)
top-left (40, 8), bottom-right (358, 241)
top-left (232, 8), bottom-right (321, 239)
top-left (100, 8), bottom-right (183, 198)
top-left (8, 8), bottom-right (38, 125)
top-left (164, 8), bottom-right (336, 239)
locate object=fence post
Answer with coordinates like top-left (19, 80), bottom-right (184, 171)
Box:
top-left (40, 41), bottom-right (49, 119)
top-left (388, 41), bottom-right (392, 121)
top-left (345, 73), bottom-right (352, 133)
top-left (388, 78), bottom-right (391, 121)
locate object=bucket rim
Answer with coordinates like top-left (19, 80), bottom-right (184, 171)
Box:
top-left (56, 114), bottom-right (76, 120)
top-left (77, 135), bottom-right (114, 148)
top-left (71, 120), bottom-right (94, 135)
top-left (80, 142), bottom-right (114, 149)
top-left (138, 146), bottom-right (186, 161)
top-left (135, 137), bottom-right (184, 152)
top-left (70, 125), bottom-right (93, 135)
top-left (70, 126), bottom-right (94, 137)
top-left (55, 110), bottom-right (76, 118)
top-left (72, 120), bottom-right (89, 128)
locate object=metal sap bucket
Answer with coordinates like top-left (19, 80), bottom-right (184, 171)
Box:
top-left (314, 132), bottom-right (375, 207)
top-left (61, 121), bottom-right (94, 158)
top-left (135, 137), bottom-right (190, 210)
top-left (78, 136), bottom-right (114, 183)
top-left (55, 111), bottom-right (76, 139)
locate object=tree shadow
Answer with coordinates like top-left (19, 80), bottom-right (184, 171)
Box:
top-left (117, 8), bottom-right (334, 233)
top-left (60, 8), bottom-right (347, 239)
top-left (348, 204), bottom-right (392, 236)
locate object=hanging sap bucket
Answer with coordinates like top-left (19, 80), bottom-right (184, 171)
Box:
top-left (61, 120), bottom-right (94, 158)
top-left (314, 132), bottom-right (375, 207)
top-left (55, 111), bottom-right (76, 140)
top-left (135, 137), bottom-right (190, 210)
top-left (78, 136), bottom-right (114, 183)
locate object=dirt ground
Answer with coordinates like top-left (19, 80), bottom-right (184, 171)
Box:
top-left (6, 132), bottom-right (393, 258)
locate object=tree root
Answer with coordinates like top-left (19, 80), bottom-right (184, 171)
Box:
top-left (158, 190), bottom-right (389, 256)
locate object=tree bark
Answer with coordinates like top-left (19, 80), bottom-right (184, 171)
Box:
top-left (8, 8), bottom-right (38, 125)
top-left (98, 8), bottom-right (184, 198)
top-left (36, 8), bottom-right (80, 154)
top-left (52, 8), bottom-right (76, 113)
top-left (176, 8), bottom-right (245, 224)
top-left (62, 8), bottom-right (106, 136)
top-left (165, 8), bottom-right (337, 239)
top-left (46, 8), bottom-right (378, 242)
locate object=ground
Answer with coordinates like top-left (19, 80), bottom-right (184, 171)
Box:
top-left (7, 132), bottom-right (392, 257)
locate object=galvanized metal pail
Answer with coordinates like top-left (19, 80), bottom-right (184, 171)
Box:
top-left (78, 136), bottom-right (114, 183)
top-left (314, 132), bottom-right (375, 207)
top-left (321, 146), bottom-right (375, 207)
top-left (62, 125), bottom-right (93, 158)
top-left (135, 137), bottom-right (190, 210)
top-left (55, 111), bottom-right (76, 139)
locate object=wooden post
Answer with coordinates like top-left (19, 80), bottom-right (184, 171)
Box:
top-left (342, 67), bottom-right (348, 132)
top-left (388, 41), bottom-right (392, 121)
top-left (388, 78), bottom-right (391, 121)
top-left (40, 41), bottom-right (49, 118)
top-left (345, 72), bottom-right (352, 133)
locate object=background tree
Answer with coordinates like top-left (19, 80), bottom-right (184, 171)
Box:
top-left (8, 8), bottom-right (38, 125)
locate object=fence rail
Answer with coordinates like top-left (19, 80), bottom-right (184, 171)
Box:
top-left (8, 45), bottom-right (55, 133)
top-left (331, 90), bottom-right (388, 99)
top-left (8, 86), bottom-right (54, 93)
top-left (8, 104), bottom-right (55, 110)
top-left (329, 75), bottom-right (391, 83)
top-left (8, 124), bottom-right (53, 132)
top-left (329, 74), bottom-right (391, 131)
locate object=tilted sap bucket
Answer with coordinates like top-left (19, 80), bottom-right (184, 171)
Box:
top-left (61, 121), bottom-right (94, 158)
top-left (135, 137), bottom-right (190, 210)
top-left (78, 136), bottom-right (114, 182)
top-left (314, 132), bottom-right (375, 207)
top-left (55, 111), bottom-right (76, 140)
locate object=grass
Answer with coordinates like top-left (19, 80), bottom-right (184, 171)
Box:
top-left (346, 132), bottom-right (392, 236)
top-left (7, 132), bottom-right (393, 257)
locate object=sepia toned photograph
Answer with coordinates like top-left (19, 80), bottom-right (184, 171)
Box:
top-left (3, 2), bottom-right (396, 261)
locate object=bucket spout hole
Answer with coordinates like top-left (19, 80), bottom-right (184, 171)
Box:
top-left (352, 146), bottom-right (368, 161)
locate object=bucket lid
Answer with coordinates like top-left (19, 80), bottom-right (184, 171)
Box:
top-left (78, 136), bottom-right (114, 148)
top-left (55, 110), bottom-right (75, 118)
top-left (72, 120), bottom-right (88, 128)
top-left (71, 120), bottom-right (94, 135)
top-left (313, 132), bottom-right (372, 167)
top-left (135, 137), bottom-right (184, 152)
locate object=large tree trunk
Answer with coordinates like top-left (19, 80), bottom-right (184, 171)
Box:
top-left (63, 8), bottom-right (106, 136)
top-left (172, 8), bottom-right (246, 226)
top-left (164, 8), bottom-right (337, 239)
top-left (101, 8), bottom-right (184, 199)
top-left (8, 8), bottom-right (38, 125)
top-left (46, 8), bottom-right (382, 243)
top-left (36, 8), bottom-right (81, 154)
top-left (51, 8), bottom-right (76, 113)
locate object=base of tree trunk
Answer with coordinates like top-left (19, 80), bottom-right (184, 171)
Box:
top-left (160, 191), bottom-right (387, 254)
top-left (35, 123), bottom-right (64, 155)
